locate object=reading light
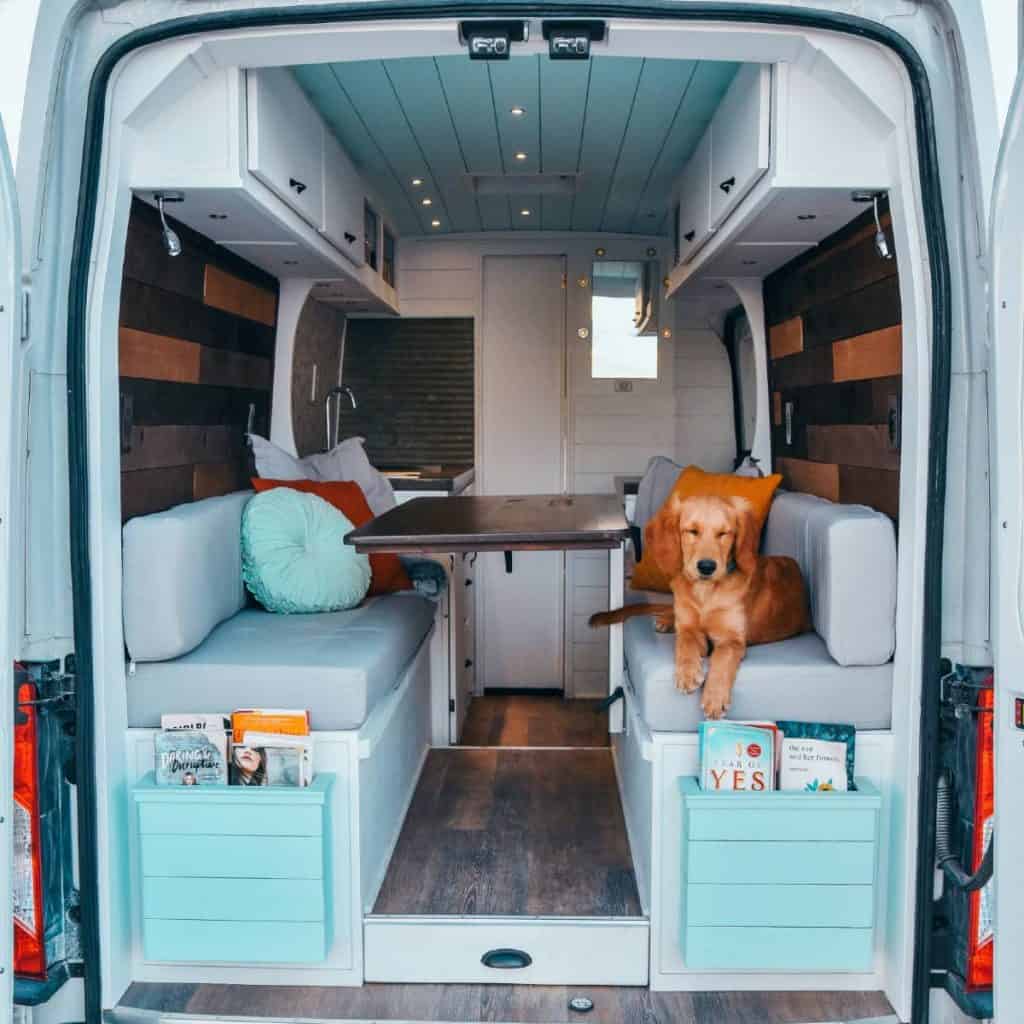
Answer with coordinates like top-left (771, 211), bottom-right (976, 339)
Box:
top-left (851, 190), bottom-right (893, 260)
top-left (460, 20), bottom-right (527, 60)
top-left (153, 192), bottom-right (183, 257)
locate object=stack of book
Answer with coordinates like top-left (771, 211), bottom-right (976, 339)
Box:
top-left (152, 708), bottom-right (312, 787)
top-left (698, 719), bottom-right (856, 793)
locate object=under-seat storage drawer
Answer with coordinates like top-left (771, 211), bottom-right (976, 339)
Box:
top-left (133, 773), bottom-right (333, 964)
top-left (679, 777), bottom-right (880, 972)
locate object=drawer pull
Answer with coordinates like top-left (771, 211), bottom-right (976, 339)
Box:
top-left (289, 177), bottom-right (308, 195)
top-left (481, 947), bottom-right (532, 970)
top-left (344, 231), bottom-right (357, 244)
top-left (683, 229), bottom-right (696, 243)
top-left (718, 176), bottom-right (736, 194)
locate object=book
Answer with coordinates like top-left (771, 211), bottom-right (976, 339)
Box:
top-left (776, 720), bottom-right (856, 792)
top-left (231, 708), bottom-right (310, 744)
top-left (231, 732), bottom-right (313, 787)
top-left (698, 722), bottom-right (776, 792)
top-left (160, 712), bottom-right (230, 733)
top-left (154, 729), bottom-right (228, 785)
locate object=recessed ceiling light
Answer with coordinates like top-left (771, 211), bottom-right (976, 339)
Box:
top-left (421, 198), bottom-right (433, 206)
top-left (510, 106), bottom-right (526, 117)
top-left (514, 151), bottom-right (528, 161)
top-left (431, 219), bottom-right (441, 228)
top-left (411, 177), bottom-right (423, 186)
top-left (520, 208), bottom-right (531, 216)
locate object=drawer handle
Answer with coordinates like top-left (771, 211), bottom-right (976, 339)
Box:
top-left (718, 176), bottom-right (736, 194)
top-left (344, 231), bottom-right (357, 244)
top-left (481, 948), bottom-right (532, 970)
top-left (683, 229), bottom-right (696, 243)
top-left (289, 177), bottom-right (308, 195)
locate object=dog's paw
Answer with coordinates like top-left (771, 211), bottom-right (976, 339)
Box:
top-left (675, 657), bottom-right (707, 694)
top-left (701, 680), bottom-right (732, 719)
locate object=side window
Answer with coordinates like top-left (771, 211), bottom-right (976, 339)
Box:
top-left (590, 260), bottom-right (658, 380)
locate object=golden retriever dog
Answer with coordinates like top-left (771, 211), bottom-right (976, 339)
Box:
top-left (591, 494), bottom-right (810, 719)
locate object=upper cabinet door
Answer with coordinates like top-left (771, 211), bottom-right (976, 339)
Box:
top-left (989, 62), bottom-right (1024, 1024)
top-left (246, 68), bottom-right (324, 229)
top-left (676, 131), bottom-right (712, 265)
top-left (321, 130), bottom-right (366, 267)
top-left (708, 64), bottom-right (771, 230)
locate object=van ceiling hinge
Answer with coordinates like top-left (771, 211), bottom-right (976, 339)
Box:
top-left (21, 290), bottom-right (30, 341)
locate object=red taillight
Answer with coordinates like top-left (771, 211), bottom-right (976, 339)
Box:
top-left (966, 678), bottom-right (994, 991)
top-left (13, 672), bottom-right (47, 980)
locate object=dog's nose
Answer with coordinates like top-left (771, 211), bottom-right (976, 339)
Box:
top-left (697, 559), bottom-right (717, 577)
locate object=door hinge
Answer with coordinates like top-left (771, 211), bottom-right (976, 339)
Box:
top-left (449, 698), bottom-right (456, 713)
top-left (561, 272), bottom-right (567, 289)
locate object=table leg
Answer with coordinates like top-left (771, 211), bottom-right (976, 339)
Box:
top-left (608, 542), bottom-right (624, 733)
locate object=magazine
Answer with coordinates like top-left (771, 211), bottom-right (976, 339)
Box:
top-left (155, 729), bottom-right (228, 785)
top-left (776, 720), bottom-right (856, 792)
top-left (231, 731), bottom-right (313, 787)
top-left (231, 708), bottom-right (310, 744)
top-left (698, 721), bottom-right (775, 792)
top-left (160, 713), bottom-right (230, 734)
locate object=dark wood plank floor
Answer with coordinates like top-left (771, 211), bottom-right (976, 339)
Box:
top-left (120, 980), bottom-right (895, 1023)
top-left (460, 695), bottom-right (609, 747)
top-left (373, 748), bottom-right (640, 916)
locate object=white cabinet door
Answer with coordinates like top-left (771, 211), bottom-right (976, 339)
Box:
top-left (676, 131), bottom-right (712, 264)
top-left (321, 131), bottom-right (366, 267)
top-left (246, 68), bottom-right (324, 229)
top-left (480, 256), bottom-right (566, 691)
top-left (708, 64), bottom-right (771, 230)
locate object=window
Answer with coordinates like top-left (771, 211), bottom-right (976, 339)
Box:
top-left (590, 260), bottom-right (658, 379)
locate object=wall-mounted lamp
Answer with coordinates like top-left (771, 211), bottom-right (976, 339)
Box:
top-left (851, 191), bottom-right (893, 261)
top-left (154, 192), bottom-right (184, 257)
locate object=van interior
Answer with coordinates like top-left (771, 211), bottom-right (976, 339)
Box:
top-left (77, 13), bottom-right (935, 1023)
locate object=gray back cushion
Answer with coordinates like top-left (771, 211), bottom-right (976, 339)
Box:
top-left (633, 456), bottom-right (684, 529)
top-left (123, 491), bottom-right (251, 662)
top-left (763, 491), bottom-right (896, 667)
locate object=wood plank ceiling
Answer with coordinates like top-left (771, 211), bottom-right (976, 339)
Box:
top-left (292, 55), bottom-right (738, 236)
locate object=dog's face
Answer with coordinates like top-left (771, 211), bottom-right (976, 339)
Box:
top-left (648, 494), bottom-right (758, 583)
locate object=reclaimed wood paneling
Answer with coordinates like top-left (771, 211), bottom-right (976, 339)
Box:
top-left (204, 265), bottom-right (278, 326)
top-left (120, 198), bottom-right (277, 520)
top-left (766, 201), bottom-right (901, 523)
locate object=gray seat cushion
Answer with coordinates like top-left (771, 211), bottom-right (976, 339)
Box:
top-left (127, 595), bottom-right (435, 730)
top-left (624, 616), bottom-right (893, 732)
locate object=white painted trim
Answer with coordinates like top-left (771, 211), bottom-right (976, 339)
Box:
top-left (727, 277), bottom-right (771, 469)
top-left (269, 278), bottom-right (313, 454)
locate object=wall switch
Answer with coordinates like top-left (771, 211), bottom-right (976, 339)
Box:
top-left (614, 380), bottom-right (633, 393)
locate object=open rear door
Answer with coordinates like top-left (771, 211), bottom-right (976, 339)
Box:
top-left (989, 62), bottom-right (1024, 1024)
top-left (0, 111), bottom-right (21, 1018)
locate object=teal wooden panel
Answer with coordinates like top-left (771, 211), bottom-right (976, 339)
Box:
top-left (143, 876), bottom-right (324, 922)
top-left (634, 61), bottom-right (740, 234)
top-left (539, 58), bottom-right (590, 173)
top-left (143, 918), bottom-right (326, 964)
top-left (138, 801), bottom-right (322, 837)
top-left (487, 57), bottom-right (541, 175)
top-left (683, 925), bottom-right (874, 972)
top-left (602, 58), bottom-right (697, 233)
top-left (571, 57), bottom-right (644, 231)
top-left (687, 807), bottom-right (877, 843)
top-left (687, 840), bottom-right (876, 885)
top-left (380, 58), bottom-right (482, 233)
top-left (685, 883), bottom-right (874, 928)
top-left (141, 834), bottom-right (322, 879)
top-left (292, 64), bottom-right (420, 234)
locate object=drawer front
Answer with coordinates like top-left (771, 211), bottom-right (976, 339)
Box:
top-left (141, 834), bottom-right (323, 879)
top-left (144, 918), bottom-right (326, 964)
top-left (687, 807), bottom-right (876, 843)
top-left (687, 840), bottom-right (875, 885)
top-left (143, 876), bottom-right (324, 923)
top-left (708, 63), bottom-right (770, 230)
top-left (686, 883), bottom-right (874, 928)
top-left (684, 925), bottom-right (873, 972)
top-left (138, 801), bottom-right (322, 838)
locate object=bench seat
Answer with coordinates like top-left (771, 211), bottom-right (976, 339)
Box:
top-left (624, 617), bottom-right (893, 732)
top-left (127, 595), bottom-right (435, 730)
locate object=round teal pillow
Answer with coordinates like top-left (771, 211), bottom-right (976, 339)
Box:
top-left (241, 488), bottom-right (371, 614)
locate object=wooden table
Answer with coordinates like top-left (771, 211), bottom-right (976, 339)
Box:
top-left (346, 494), bottom-right (630, 730)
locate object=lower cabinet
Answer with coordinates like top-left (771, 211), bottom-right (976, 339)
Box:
top-left (679, 777), bottom-right (880, 972)
top-left (133, 773), bottom-right (334, 964)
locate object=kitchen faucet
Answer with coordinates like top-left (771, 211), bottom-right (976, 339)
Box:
top-left (325, 385), bottom-right (357, 451)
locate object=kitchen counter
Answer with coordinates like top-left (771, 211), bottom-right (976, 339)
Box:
top-left (382, 465), bottom-right (475, 495)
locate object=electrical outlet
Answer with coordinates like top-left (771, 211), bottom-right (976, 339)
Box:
top-left (614, 380), bottom-right (633, 393)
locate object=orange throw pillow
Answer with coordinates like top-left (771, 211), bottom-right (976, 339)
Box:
top-left (631, 465), bottom-right (783, 593)
top-left (251, 478), bottom-right (413, 596)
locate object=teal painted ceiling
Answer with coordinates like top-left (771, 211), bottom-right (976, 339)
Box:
top-left (292, 55), bottom-right (739, 237)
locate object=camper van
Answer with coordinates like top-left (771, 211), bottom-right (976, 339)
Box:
top-left (1, 2), bottom-right (1021, 1023)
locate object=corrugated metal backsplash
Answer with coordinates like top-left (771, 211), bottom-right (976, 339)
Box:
top-left (340, 318), bottom-right (474, 466)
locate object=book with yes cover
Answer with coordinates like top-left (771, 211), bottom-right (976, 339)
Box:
top-left (699, 722), bottom-right (776, 792)
top-left (776, 720), bottom-right (856, 792)
top-left (231, 708), bottom-right (310, 744)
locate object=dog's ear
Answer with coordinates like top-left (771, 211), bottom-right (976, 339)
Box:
top-left (728, 496), bottom-right (758, 575)
top-left (647, 496), bottom-right (683, 578)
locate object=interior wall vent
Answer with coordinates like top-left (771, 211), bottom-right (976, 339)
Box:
top-left (469, 173), bottom-right (580, 197)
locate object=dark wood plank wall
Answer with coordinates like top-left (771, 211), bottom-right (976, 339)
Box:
top-left (764, 200), bottom-right (901, 522)
top-left (119, 198), bottom-right (279, 521)
top-left (341, 318), bottom-right (474, 467)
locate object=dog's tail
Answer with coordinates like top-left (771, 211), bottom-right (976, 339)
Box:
top-left (589, 603), bottom-right (671, 628)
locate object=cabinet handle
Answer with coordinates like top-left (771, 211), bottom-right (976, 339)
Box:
top-left (344, 231), bottom-right (357, 244)
top-left (464, 659), bottom-right (473, 669)
top-left (481, 948), bottom-right (532, 970)
top-left (465, 578), bottom-right (473, 586)
top-left (683, 229), bottom-right (696, 243)
top-left (718, 176), bottom-right (736, 194)
top-left (289, 177), bottom-right (308, 195)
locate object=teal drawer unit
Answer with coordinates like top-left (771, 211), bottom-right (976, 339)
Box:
top-left (679, 776), bottom-right (881, 972)
top-left (133, 773), bottom-right (334, 964)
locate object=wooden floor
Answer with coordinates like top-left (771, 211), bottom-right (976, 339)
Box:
top-left (119, 980), bottom-right (895, 1023)
top-left (373, 748), bottom-right (640, 916)
top-left (460, 694), bottom-right (609, 747)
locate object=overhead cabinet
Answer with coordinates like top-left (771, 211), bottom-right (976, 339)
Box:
top-left (321, 130), bottom-right (367, 267)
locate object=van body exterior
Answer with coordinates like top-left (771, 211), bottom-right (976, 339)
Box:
top-left (0, 2), bottom-right (1015, 1022)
